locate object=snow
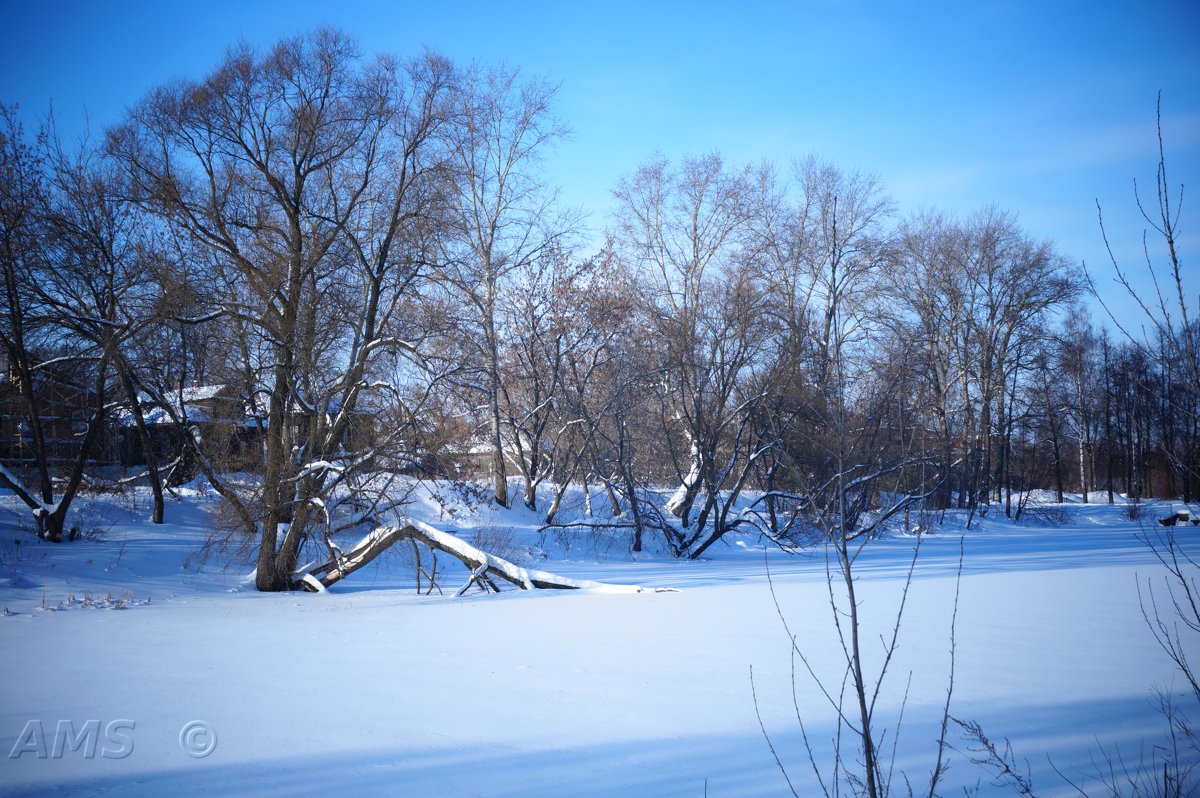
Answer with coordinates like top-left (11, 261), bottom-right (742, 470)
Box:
top-left (665, 446), bottom-right (701, 516)
top-left (179, 385), bottom-right (227, 403)
top-left (114, 386), bottom-right (226, 426)
top-left (295, 460), bottom-right (344, 479)
top-left (0, 484), bottom-right (1195, 797)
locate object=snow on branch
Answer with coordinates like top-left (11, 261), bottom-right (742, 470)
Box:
top-left (362, 336), bottom-right (419, 356)
top-left (295, 460), bottom-right (346, 480)
top-left (0, 462), bottom-right (56, 515)
top-left (309, 518), bottom-right (650, 595)
top-left (174, 310), bottom-right (225, 325)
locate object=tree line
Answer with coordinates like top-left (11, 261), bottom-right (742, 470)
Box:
top-left (1, 29), bottom-right (1194, 589)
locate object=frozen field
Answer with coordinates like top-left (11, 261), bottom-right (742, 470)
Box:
top-left (0, 484), bottom-right (1195, 797)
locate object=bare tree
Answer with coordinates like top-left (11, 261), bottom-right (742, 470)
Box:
top-left (756, 524), bottom-right (962, 798)
top-left (894, 211), bottom-right (969, 510)
top-left (894, 208), bottom-right (1077, 514)
top-left (436, 62), bottom-right (572, 508)
top-left (1093, 92), bottom-right (1198, 495)
top-left (748, 159), bottom-right (964, 796)
top-left (0, 107), bottom-right (85, 541)
top-left (612, 153), bottom-right (774, 556)
top-left (111, 31), bottom-right (457, 590)
top-left (0, 107), bottom-right (151, 539)
top-left (1058, 308), bottom-right (1102, 502)
top-left (37, 121), bottom-right (187, 524)
top-left (539, 251), bottom-right (634, 524)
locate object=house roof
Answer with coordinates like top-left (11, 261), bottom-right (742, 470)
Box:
top-left (116, 384), bottom-right (243, 427)
top-left (181, 384), bottom-right (229, 402)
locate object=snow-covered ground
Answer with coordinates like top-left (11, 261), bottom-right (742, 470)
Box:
top-left (0, 482), bottom-right (1195, 797)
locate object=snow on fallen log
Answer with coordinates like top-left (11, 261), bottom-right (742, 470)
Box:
top-left (309, 518), bottom-right (649, 595)
top-left (299, 573), bottom-right (327, 593)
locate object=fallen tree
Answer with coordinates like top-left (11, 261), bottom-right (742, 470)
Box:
top-left (305, 518), bottom-right (648, 595)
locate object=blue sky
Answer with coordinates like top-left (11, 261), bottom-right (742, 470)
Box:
top-left (1, 0), bottom-right (1197, 327)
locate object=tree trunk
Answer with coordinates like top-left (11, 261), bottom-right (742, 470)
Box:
top-left (483, 291), bottom-right (509, 509)
top-left (45, 345), bottom-right (115, 542)
top-left (1051, 425), bottom-right (1064, 504)
top-left (545, 480), bottom-right (569, 525)
top-left (665, 439), bottom-right (703, 525)
top-left (118, 365), bottom-right (165, 524)
top-left (256, 279), bottom-right (301, 591)
top-left (523, 477), bottom-right (537, 512)
top-left (1078, 439), bottom-right (1089, 504)
top-left (311, 520), bottom-right (643, 593)
top-left (619, 462), bottom-right (645, 553)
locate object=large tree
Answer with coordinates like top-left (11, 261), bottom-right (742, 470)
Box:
top-left (435, 63), bottom-right (572, 509)
top-left (111, 30), bottom-right (456, 590)
top-left (613, 153), bottom-right (772, 556)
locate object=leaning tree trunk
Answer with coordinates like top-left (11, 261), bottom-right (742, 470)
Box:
top-left (43, 347), bottom-right (115, 541)
top-left (308, 519), bottom-right (646, 594)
